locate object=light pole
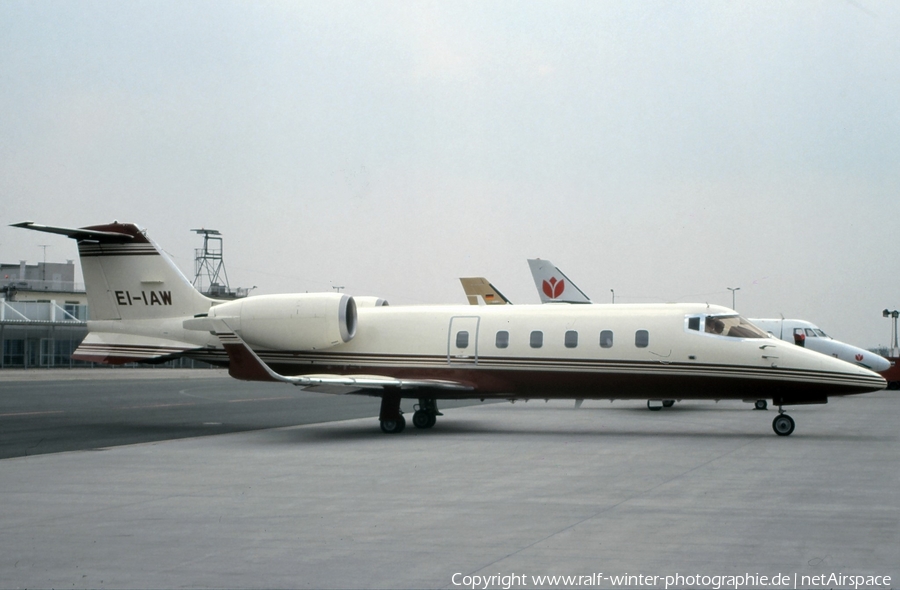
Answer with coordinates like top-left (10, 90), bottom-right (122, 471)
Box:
top-left (38, 244), bottom-right (49, 283)
top-left (884, 309), bottom-right (899, 356)
top-left (727, 287), bottom-right (740, 310)
top-left (610, 289), bottom-right (615, 304)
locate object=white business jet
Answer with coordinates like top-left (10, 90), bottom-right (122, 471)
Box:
top-left (13, 222), bottom-right (886, 437)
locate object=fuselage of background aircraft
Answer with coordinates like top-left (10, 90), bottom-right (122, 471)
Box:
top-left (750, 318), bottom-right (891, 372)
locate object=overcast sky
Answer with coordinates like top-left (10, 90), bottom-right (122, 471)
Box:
top-left (2, 1), bottom-right (898, 348)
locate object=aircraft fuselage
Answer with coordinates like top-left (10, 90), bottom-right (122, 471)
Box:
top-left (182, 302), bottom-right (884, 404)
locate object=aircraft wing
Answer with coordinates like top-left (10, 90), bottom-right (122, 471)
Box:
top-left (203, 318), bottom-right (473, 392)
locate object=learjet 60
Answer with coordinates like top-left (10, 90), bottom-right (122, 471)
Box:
top-left (13, 221), bottom-right (886, 436)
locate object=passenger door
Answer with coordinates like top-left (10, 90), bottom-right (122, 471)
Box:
top-left (448, 316), bottom-right (480, 365)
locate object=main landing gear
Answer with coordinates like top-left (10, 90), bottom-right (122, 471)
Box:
top-left (379, 393), bottom-right (441, 433)
top-left (647, 399), bottom-right (676, 410)
top-left (772, 407), bottom-right (795, 436)
top-left (380, 415), bottom-right (406, 434)
top-left (412, 398), bottom-right (442, 429)
top-left (754, 399), bottom-right (768, 410)
top-left (379, 390), bottom-right (405, 434)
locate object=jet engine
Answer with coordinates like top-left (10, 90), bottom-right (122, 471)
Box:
top-left (206, 293), bottom-right (356, 351)
top-left (353, 296), bottom-right (389, 307)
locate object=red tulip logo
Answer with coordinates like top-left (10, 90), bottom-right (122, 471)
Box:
top-left (542, 277), bottom-right (565, 299)
top-left (855, 354), bottom-right (864, 361)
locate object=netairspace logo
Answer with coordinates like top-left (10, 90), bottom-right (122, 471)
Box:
top-left (450, 572), bottom-right (893, 589)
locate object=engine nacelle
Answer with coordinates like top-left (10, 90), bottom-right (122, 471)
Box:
top-left (208, 293), bottom-right (356, 351)
top-left (354, 296), bottom-right (389, 307)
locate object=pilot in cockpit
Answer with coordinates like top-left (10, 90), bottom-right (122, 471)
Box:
top-left (706, 318), bottom-right (725, 335)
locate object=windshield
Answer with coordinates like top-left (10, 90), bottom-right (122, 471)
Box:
top-left (704, 315), bottom-right (769, 339)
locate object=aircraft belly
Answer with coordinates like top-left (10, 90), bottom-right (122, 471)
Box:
top-left (245, 351), bottom-right (883, 401)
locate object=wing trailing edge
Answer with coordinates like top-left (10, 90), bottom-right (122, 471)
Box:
top-left (204, 318), bottom-right (473, 392)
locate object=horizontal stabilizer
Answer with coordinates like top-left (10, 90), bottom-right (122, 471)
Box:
top-left (73, 333), bottom-right (204, 364)
top-left (11, 221), bottom-right (136, 243)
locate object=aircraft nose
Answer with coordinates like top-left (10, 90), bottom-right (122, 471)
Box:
top-left (862, 353), bottom-right (892, 373)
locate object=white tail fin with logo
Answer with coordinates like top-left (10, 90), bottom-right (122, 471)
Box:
top-left (527, 259), bottom-right (592, 304)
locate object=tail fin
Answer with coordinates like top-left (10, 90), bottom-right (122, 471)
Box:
top-left (527, 259), bottom-right (592, 304)
top-left (12, 221), bottom-right (214, 363)
top-left (12, 221), bottom-right (213, 320)
top-left (459, 277), bottom-right (512, 305)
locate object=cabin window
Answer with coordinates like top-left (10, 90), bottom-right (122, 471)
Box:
top-left (530, 331), bottom-right (543, 348)
top-left (565, 330), bottom-right (578, 348)
top-left (635, 330), bottom-right (649, 348)
top-left (456, 331), bottom-right (469, 349)
top-left (688, 317), bottom-right (701, 331)
top-left (495, 331), bottom-right (509, 349)
top-left (600, 330), bottom-right (613, 348)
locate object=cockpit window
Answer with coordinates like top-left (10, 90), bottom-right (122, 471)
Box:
top-left (703, 315), bottom-right (768, 339)
top-left (805, 328), bottom-right (817, 337)
top-left (814, 329), bottom-right (828, 338)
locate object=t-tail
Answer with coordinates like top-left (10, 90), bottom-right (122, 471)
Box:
top-left (12, 221), bottom-right (216, 363)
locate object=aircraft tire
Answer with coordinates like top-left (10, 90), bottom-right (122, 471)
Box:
top-left (380, 415), bottom-right (406, 434)
top-left (412, 410), bottom-right (434, 429)
top-left (647, 401), bottom-right (662, 411)
top-left (662, 400), bottom-right (675, 408)
top-left (754, 400), bottom-right (768, 410)
top-left (772, 414), bottom-right (795, 436)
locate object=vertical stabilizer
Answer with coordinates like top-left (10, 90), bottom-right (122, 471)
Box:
top-left (459, 277), bottom-right (512, 305)
top-left (527, 259), bottom-right (592, 304)
top-left (12, 221), bottom-right (214, 320)
top-left (11, 221), bottom-right (216, 364)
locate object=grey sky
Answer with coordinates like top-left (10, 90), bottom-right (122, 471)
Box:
top-left (2, 1), bottom-right (898, 348)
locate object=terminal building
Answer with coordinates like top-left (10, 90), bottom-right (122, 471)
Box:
top-left (1, 260), bottom-right (89, 368)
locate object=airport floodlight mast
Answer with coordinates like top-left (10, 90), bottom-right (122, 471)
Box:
top-left (191, 228), bottom-right (253, 299)
top-left (884, 309), bottom-right (899, 356)
top-left (727, 287), bottom-right (740, 310)
top-left (38, 244), bottom-right (49, 281)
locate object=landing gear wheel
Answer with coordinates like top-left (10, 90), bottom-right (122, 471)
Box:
top-left (662, 400), bottom-right (675, 408)
top-left (380, 415), bottom-right (406, 434)
top-left (413, 410), bottom-right (435, 429)
top-left (647, 400), bottom-right (662, 411)
top-left (754, 399), bottom-right (768, 410)
top-left (772, 414), bottom-right (795, 436)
